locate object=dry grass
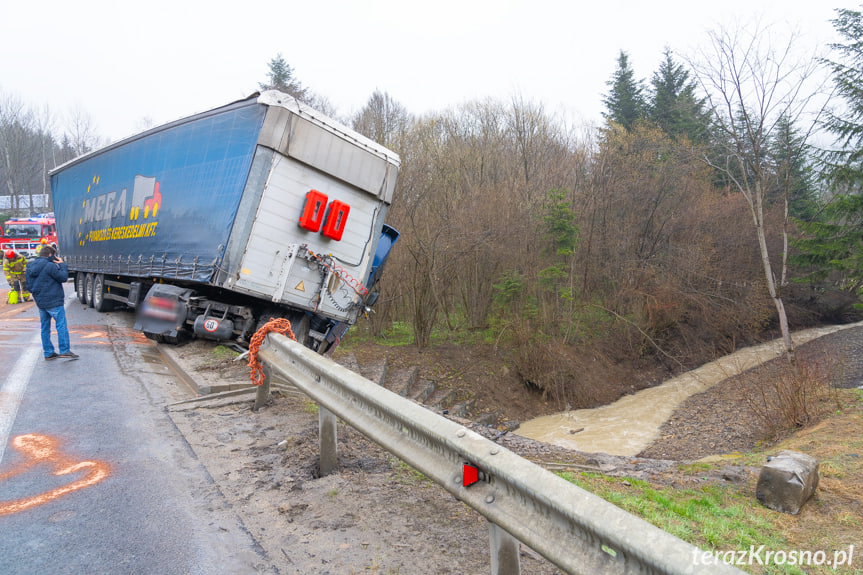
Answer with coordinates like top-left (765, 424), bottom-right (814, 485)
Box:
top-left (757, 388), bottom-right (863, 569)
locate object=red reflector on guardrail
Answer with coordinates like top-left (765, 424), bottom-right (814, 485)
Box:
top-left (463, 463), bottom-right (480, 487)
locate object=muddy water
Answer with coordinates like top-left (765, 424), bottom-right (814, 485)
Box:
top-left (515, 322), bottom-right (863, 456)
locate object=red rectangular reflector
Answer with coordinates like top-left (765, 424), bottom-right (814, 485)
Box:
top-left (463, 463), bottom-right (480, 487)
top-left (299, 190), bottom-right (328, 232)
top-left (322, 200), bottom-right (350, 241)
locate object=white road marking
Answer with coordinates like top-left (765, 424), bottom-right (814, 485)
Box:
top-left (0, 334), bottom-right (41, 465)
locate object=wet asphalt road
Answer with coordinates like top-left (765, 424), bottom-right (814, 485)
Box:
top-left (0, 284), bottom-right (268, 574)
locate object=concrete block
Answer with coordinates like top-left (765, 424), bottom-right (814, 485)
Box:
top-left (755, 450), bottom-right (819, 514)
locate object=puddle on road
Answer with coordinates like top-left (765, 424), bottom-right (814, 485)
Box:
top-left (515, 322), bottom-right (863, 456)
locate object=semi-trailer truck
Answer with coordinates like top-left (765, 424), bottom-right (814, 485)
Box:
top-left (50, 91), bottom-right (399, 353)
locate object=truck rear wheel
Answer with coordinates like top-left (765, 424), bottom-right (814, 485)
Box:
top-left (75, 273), bottom-right (87, 304)
top-left (84, 273), bottom-right (95, 307)
top-left (92, 274), bottom-right (113, 312)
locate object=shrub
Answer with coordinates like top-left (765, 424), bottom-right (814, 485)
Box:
top-left (739, 353), bottom-right (839, 435)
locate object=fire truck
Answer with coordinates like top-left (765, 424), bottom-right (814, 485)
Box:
top-left (0, 214), bottom-right (58, 259)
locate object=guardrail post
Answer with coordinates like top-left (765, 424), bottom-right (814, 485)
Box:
top-left (319, 405), bottom-right (338, 476)
top-left (253, 364), bottom-right (271, 412)
top-left (489, 522), bottom-right (521, 575)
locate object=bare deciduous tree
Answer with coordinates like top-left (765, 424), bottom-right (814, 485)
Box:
top-left (687, 22), bottom-right (828, 359)
top-left (66, 103), bottom-right (102, 156)
top-left (35, 104), bottom-right (57, 208)
top-left (0, 91), bottom-right (42, 213)
top-left (351, 90), bottom-right (411, 150)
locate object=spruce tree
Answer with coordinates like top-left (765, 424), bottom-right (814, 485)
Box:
top-left (259, 54), bottom-right (309, 103)
top-left (648, 49), bottom-right (710, 143)
top-left (821, 8), bottom-right (863, 187)
top-left (602, 51), bottom-right (646, 131)
top-left (794, 8), bottom-right (863, 296)
top-left (770, 115), bottom-right (817, 220)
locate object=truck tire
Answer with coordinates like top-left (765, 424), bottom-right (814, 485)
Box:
top-left (92, 274), bottom-right (113, 312)
top-left (75, 272), bottom-right (87, 304)
top-left (84, 273), bottom-right (95, 308)
top-left (290, 313), bottom-right (311, 347)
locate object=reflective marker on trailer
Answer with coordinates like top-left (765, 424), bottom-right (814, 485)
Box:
top-left (322, 200), bottom-right (350, 241)
top-left (298, 189), bottom-right (328, 232)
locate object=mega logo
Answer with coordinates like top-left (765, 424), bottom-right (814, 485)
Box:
top-left (79, 175), bottom-right (162, 245)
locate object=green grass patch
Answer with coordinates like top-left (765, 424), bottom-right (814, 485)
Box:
top-left (340, 321), bottom-right (414, 349)
top-left (677, 462), bottom-right (713, 474)
top-left (377, 321), bottom-right (414, 346)
top-left (210, 344), bottom-right (239, 361)
top-left (303, 399), bottom-right (319, 415)
top-left (429, 325), bottom-right (497, 346)
top-left (555, 472), bottom-right (813, 574)
top-left (341, 320), bottom-right (498, 348)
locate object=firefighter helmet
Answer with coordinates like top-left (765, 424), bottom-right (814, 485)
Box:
top-left (4, 250), bottom-right (15, 260)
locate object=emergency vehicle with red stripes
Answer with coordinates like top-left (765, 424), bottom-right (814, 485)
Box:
top-left (0, 214), bottom-right (57, 260)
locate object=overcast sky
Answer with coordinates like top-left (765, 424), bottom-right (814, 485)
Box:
top-left (0, 0), bottom-right (851, 143)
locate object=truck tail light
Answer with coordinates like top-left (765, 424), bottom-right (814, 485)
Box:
top-left (322, 200), bottom-right (350, 241)
top-left (299, 190), bottom-right (328, 232)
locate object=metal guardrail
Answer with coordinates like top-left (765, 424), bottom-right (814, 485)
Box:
top-left (256, 333), bottom-right (744, 575)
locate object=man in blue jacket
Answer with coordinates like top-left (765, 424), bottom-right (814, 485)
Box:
top-left (25, 246), bottom-right (78, 360)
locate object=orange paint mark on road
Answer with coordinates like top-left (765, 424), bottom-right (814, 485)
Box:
top-left (0, 434), bottom-right (110, 516)
top-left (69, 326), bottom-right (149, 345)
top-left (122, 330), bottom-right (151, 345)
top-left (72, 330), bottom-right (111, 345)
top-left (79, 331), bottom-right (107, 339)
top-left (71, 325), bottom-right (107, 332)
top-left (66, 327), bottom-right (110, 346)
top-left (0, 318), bottom-right (150, 346)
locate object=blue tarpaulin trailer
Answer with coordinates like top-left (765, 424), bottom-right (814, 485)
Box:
top-left (50, 91), bottom-right (399, 351)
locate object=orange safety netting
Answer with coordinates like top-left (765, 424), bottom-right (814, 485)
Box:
top-left (248, 317), bottom-right (296, 386)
